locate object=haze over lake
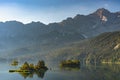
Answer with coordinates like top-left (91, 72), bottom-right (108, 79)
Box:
top-left (0, 0), bottom-right (120, 80)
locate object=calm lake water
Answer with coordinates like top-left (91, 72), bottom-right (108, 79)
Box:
top-left (0, 62), bottom-right (120, 80)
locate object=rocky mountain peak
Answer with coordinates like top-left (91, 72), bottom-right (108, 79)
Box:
top-left (95, 8), bottom-right (110, 16)
top-left (92, 8), bottom-right (110, 17)
top-left (91, 8), bottom-right (111, 22)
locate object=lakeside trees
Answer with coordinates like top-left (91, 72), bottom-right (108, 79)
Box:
top-left (60, 60), bottom-right (80, 68)
top-left (20, 60), bottom-right (48, 71)
top-left (9, 60), bottom-right (48, 79)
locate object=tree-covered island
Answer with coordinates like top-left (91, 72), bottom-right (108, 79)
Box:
top-left (60, 60), bottom-right (80, 68)
top-left (9, 60), bottom-right (48, 73)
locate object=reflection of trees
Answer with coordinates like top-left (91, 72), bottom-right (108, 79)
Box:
top-left (18, 69), bottom-right (47, 79)
top-left (11, 60), bottom-right (18, 66)
top-left (60, 66), bottom-right (80, 71)
top-left (81, 64), bottom-right (120, 80)
top-left (19, 72), bottom-right (34, 79)
top-left (35, 69), bottom-right (47, 78)
top-left (20, 61), bottom-right (48, 71)
top-left (60, 60), bottom-right (80, 71)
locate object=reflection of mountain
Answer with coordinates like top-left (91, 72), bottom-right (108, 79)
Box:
top-left (80, 64), bottom-right (120, 80)
top-left (19, 69), bottom-right (47, 79)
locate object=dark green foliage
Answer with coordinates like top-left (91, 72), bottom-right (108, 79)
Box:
top-left (60, 60), bottom-right (80, 68)
top-left (11, 60), bottom-right (18, 66)
top-left (35, 60), bottom-right (48, 70)
top-left (20, 60), bottom-right (48, 71)
top-left (20, 62), bottom-right (30, 70)
top-left (29, 64), bottom-right (34, 70)
top-left (37, 60), bottom-right (45, 68)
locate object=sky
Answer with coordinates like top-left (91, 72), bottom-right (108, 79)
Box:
top-left (0, 0), bottom-right (120, 24)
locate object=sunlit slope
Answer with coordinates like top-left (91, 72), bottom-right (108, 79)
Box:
top-left (46, 31), bottom-right (120, 64)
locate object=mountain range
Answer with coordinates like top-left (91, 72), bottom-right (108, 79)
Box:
top-left (0, 8), bottom-right (120, 63)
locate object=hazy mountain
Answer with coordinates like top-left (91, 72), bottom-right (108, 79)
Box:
top-left (43, 31), bottom-right (120, 64)
top-left (0, 8), bottom-right (120, 59)
top-left (0, 20), bottom-right (85, 58)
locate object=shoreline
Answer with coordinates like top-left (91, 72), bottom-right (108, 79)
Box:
top-left (101, 62), bottom-right (120, 64)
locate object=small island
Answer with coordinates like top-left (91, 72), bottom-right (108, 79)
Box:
top-left (9, 60), bottom-right (48, 73)
top-left (11, 60), bottom-right (18, 66)
top-left (60, 60), bottom-right (80, 68)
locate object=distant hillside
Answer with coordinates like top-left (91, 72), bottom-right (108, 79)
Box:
top-left (1, 8), bottom-right (120, 59)
top-left (0, 21), bottom-right (85, 57)
top-left (45, 31), bottom-right (120, 64)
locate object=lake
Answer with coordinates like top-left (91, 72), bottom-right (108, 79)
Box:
top-left (0, 62), bottom-right (120, 80)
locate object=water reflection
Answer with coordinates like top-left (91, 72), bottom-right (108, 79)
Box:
top-left (60, 66), bottom-right (80, 71)
top-left (3, 62), bottom-right (120, 80)
top-left (18, 69), bottom-right (47, 79)
top-left (80, 64), bottom-right (120, 80)
top-left (59, 64), bottom-right (120, 80)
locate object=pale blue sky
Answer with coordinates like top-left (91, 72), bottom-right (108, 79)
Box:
top-left (0, 0), bottom-right (119, 24)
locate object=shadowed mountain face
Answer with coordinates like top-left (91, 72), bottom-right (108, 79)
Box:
top-left (43, 31), bottom-right (120, 64)
top-left (0, 8), bottom-right (120, 59)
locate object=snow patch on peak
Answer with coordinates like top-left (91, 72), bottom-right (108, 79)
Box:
top-left (102, 16), bottom-right (107, 22)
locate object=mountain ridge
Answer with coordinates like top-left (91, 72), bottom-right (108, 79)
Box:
top-left (0, 8), bottom-right (120, 60)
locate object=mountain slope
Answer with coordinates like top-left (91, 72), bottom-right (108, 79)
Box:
top-left (45, 31), bottom-right (120, 64)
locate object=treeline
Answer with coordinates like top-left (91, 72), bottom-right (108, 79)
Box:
top-left (60, 60), bottom-right (80, 68)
